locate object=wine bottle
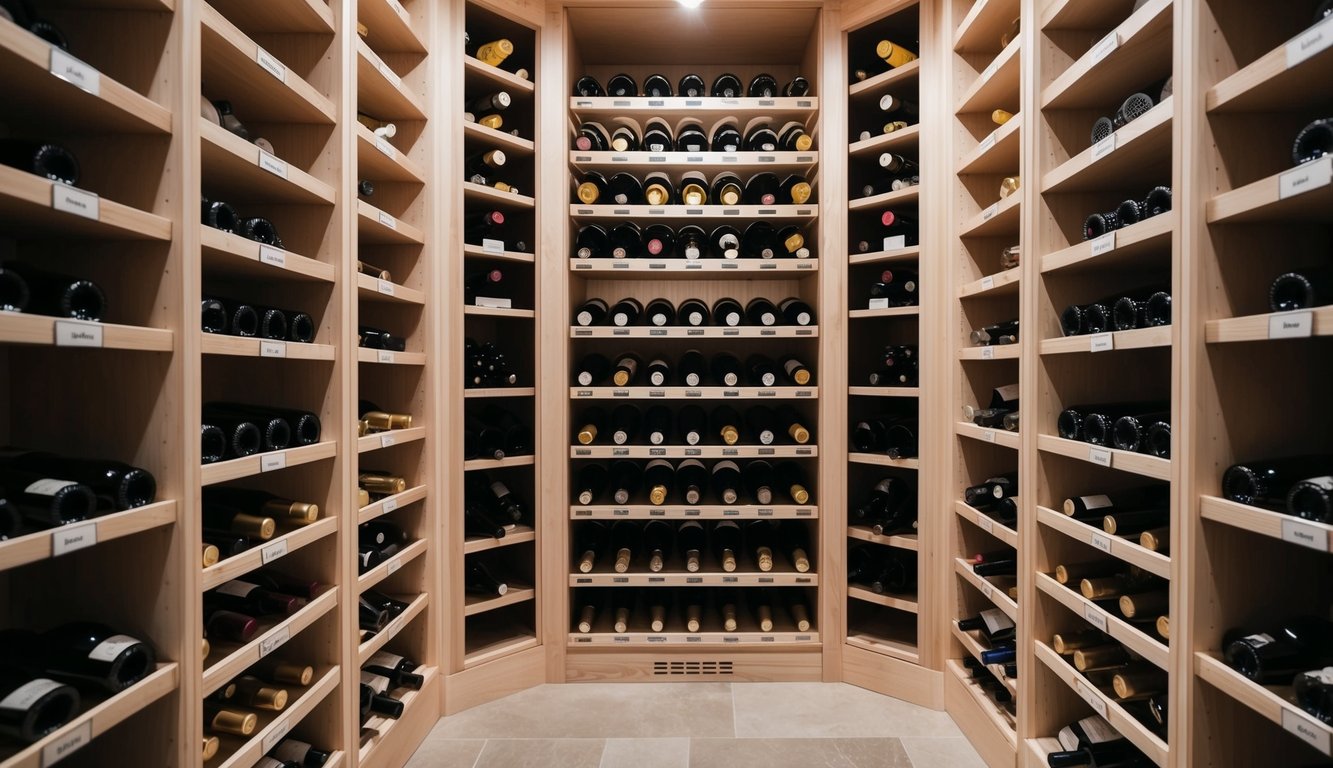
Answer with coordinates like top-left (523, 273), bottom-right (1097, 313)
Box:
top-left (854, 476), bottom-right (912, 522)
top-left (742, 221), bottom-right (778, 259)
top-left (743, 124), bottom-right (779, 152)
top-left (643, 224), bottom-right (675, 257)
top-left (574, 224), bottom-right (609, 259)
top-left (271, 738), bottom-right (333, 767)
top-left (778, 121), bottom-right (814, 151)
top-left (779, 297), bottom-right (815, 326)
top-left (644, 459), bottom-right (674, 505)
top-left (0, 261), bottom-right (104, 321)
top-left (228, 675), bottom-right (288, 711)
top-left (710, 352), bottom-right (742, 386)
top-left (1102, 508), bottom-right (1169, 536)
top-left (675, 225), bottom-right (707, 260)
top-left (464, 149), bottom-right (506, 185)
top-left (958, 608), bottom-right (1016, 641)
top-left (204, 701), bottom-right (257, 736)
top-left (360, 674), bottom-right (404, 719)
top-left (710, 224), bottom-right (742, 259)
top-left (676, 459), bottom-right (707, 504)
top-left (642, 519), bottom-right (673, 572)
top-left (575, 171), bottom-right (608, 204)
top-left (711, 405), bottom-right (742, 445)
top-left (1223, 455), bottom-right (1333, 510)
top-left (572, 75), bottom-right (603, 97)
top-left (207, 579), bottom-right (304, 617)
top-left (676, 123), bottom-right (708, 152)
top-left (1062, 485), bottom-right (1170, 520)
top-left (0, 140), bottom-right (79, 184)
top-left (1288, 476), bottom-right (1333, 523)
top-left (574, 297), bottom-right (609, 327)
top-left (1270, 268), bottom-right (1333, 312)
top-left (745, 297), bottom-right (779, 326)
top-left (676, 404), bottom-right (706, 445)
top-left (776, 225), bottom-right (810, 258)
top-left (364, 652), bottom-right (423, 690)
top-left (0, 450), bottom-right (155, 512)
top-left (465, 561), bottom-right (507, 596)
top-left (609, 404), bottom-right (641, 446)
top-left (780, 174), bottom-right (812, 204)
top-left (774, 462), bottom-right (812, 504)
top-left (609, 297), bottom-right (643, 327)
top-left (1224, 617), bottom-right (1333, 683)
top-left (203, 487), bottom-right (316, 527)
top-left (0, 666), bottom-right (80, 744)
top-left (464, 502), bottom-right (506, 540)
top-left (743, 172), bottom-right (781, 205)
top-left (743, 460), bottom-right (776, 503)
top-left (677, 521), bottom-right (706, 573)
top-left (473, 38), bottom-right (513, 66)
top-left (646, 358), bottom-right (671, 387)
top-left (780, 355), bottom-right (812, 385)
top-left (678, 349), bottom-right (707, 385)
top-left (642, 118), bottom-right (673, 151)
top-left (644, 298), bottom-right (676, 327)
top-left (1294, 667), bottom-right (1333, 725)
top-left (711, 461), bottom-right (741, 504)
top-left (610, 124), bottom-right (640, 152)
top-left (644, 405), bottom-right (672, 445)
top-left (680, 172), bottom-right (709, 205)
top-left (609, 460), bottom-right (641, 504)
top-left (606, 172), bottom-right (643, 205)
top-left (642, 172), bottom-right (674, 206)
top-left (0, 467), bottom-right (95, 529)
top-left (712, 520), bottom-right (742, 572)
top-left (574, 464), bottom-right (608, 505)
top-left (779, 520), bottom-right (812, 572)
top-left (710, 174), bottom-right (744, 208)
top-left (643, 73), bottom-right (672, 97)
top-left (36, 623), bottom-right (156, 693)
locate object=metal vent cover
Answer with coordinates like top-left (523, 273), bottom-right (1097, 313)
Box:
top-left (653, 660), bottom-right (734, 676)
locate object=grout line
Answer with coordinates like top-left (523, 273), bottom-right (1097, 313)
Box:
top-left (729, 682), bottom-right (738, 738)
top-left (470, 739), bottom-right (486, 768)
top-left (684, 736), bottom-right (691, 768)
top-left (597, 738), bottom-right (608, 768)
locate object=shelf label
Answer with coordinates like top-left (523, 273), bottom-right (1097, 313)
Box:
top-left (1287, 14), bottom-right (1333, 69)
top-left (260, 538), bottom-right (289, 565)
top-left (868, 298), bottom-right (890, 310)
top-left (982, 203), bottom-right (999, 221)
top-left (684, 448), bottom-right (701, 456)
top-left (1091, 133), bottom-right (1117, 162)
top-left (977, 131), bottom-right (997, 154)
top-left (42, 719), bottom-right (91, 765)
top-left (758, 390), bottom-right (776, 398)
top-left (1084, 604), bottom-right (1109, 632)
top-left (574, 448), bottom-right (591, 457)
top-left (482, 238), bottom-right (505, 254)
top-left (1091, 532), bottom-right (1114, 554)
top-left (648, 448), bottom-right (665, 457)
top-left (1089, 31), bottom-right (1121, 65)
top-left (54, 320), bottom-right (103, 348)
top-left (259, 245), bottom-right (286, 268)
top-left (1282, 706), bottom-right (1332, 755)
top-left (377, 350), bottom-right (395, 363)
top-left (256, 46), bottom-right (287, 82)
top-left (1090, 232), bottom-right (1116, 257)
top-left (49, 48), bottom-right (100, 96)
top-left (649, 390), bottom-right (665, 397)
top-left (1088, 447), bottom-right (1113, 467)
top-left (386, 557), bottom-right (403, 575)
top-left (262, 717), bottom-right (290, 753)
top-left (1076, 679), bottom-right (1108, 717)
top-left (52, 521), bottom-right (97, 557)
top-left (258, 150), bottom-right (288, 179)
top-left (723, 390), bottom-right (739, 398)
top-left (1269, 311), bottom-right (1313, 339)
top-left (382, 497), bottom-right (398, 513)
top-left (377, 210), bottom-right (397, 229)
top-left (374, 136), bottom-right (397, 160)
top-left (1281, 518), bottom-right (1330, 552)
top-left (376, 58), bottom-right (402, 87)
top-left (259, 626), bottom-right (290, 658)
top-left (1090, 333), bottom-right (1115, 353)
top-left (612, 448), bottom-right (629, 456)
top-left (51, 183), bottom-right (99, 220)
top-left (386, 0), bottom-right (407, 18)
top-left (1280, 155), bottom-right (1332, 199)
top-left (976, 515), bottom-right (994, 534)
top-left (261, 452), bottom-right (287, 472)
top-left (380, 433), bottom-right (396, 449)
top-left (260, 340), bottom-right (287, 358)
top-left (377, 279), bottom-right (396, 296)
top-left (981, 346), bottom-right (995, 360)
top-left (982, 429), bottom-right (996, 443)
top-left (796, 448), bottom-right (812, 456)
top-left (980, 275), bottom-right (995, 291)
top-left (980, 582), bottom-right (994, 600)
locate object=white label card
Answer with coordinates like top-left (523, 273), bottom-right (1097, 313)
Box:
top-left (377, 350), bottom-right (394, 363)
top-left (976, 515), bottom-right (994, 534)
top-left (53, 522), bottom-right (97, 556)
top-left (382, 497), bottom-right (398, 513)
top-left (1084, 604), bottom-right (1109, 632)
top-left (978, 131), bottom-right (997, 154)
top-left (262, 718), bottom-right (290, 753)
top-left (258, 151), bottom-right (288, 179)
top-left (1091, 532), bottom-right (1114, 554)
top-left (868, 298), bottom-right (890, 310)
top-left (51, 184), bottom-right (99, 220)
top-left (261, 538), bottom-right (289, 564)
top-left (259, 245), bottom-right (287, 268)
top-left (256, 46), bottom-right (287, 81)
top-left (374, 136), bottom-right (396, 157)
top-left (260, 341), bottom-right (287, 358)
top-left (981, 346), bottom-right (995, 360)
top-left (1090, 333), bottom-right (1115, 353)
top-left (1268, 311), bottom-right (1313, 339)
top-left (1090, 232), bottom-right (1117, 256)
top-left (49, 48), bottom-right (101, 96)
top-left (982, 203), bottom-right (999, 221)
top-left (1090, 31), bottom-right (1121, 64)
top-left (482, 238), bottom-right (505, 254)
top-left (983, 429), bottom-right (997, 443)
top-left (980, 275), bottom-right (995, 291)
top-left (42, 719), bottom-right (91, 766)
top-left (1279, 155), bottom-right (1332, 199)
top-left (1092, 133), bottom-right (1117, 161)
top-left (259, 625), bottom-right (290, 658)
top-left (1281, 518), bottom-right (1330, 552)
top-left (380, 434), bottom-right (395, 449)
top-left (1089, 447), bottom-right (1113, 467)
top-left (980, 582), bottom-right (994, 600)
top-left (377, 210), bottom-right (396, 229)
top-left (261, 452), bottom-right (287, 472)
top-left (1077, 679), bottom-right (1109, 717)
top-left (386, 557), bottom-right (403, 575)
top-left (1282, 707), bottom-right (1332, 755)
top-left (54, 320), bottom-right (103, 348)
top-left (377, 279), bottom-right (395, 296)
top-left (1287, 14), bottom-right (1333, 69)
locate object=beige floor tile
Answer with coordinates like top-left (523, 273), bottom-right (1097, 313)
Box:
top-left (899, 737), bottom-right (988, 768)
top-left (688, 737), bottom-right (911, 768)
top-left (731, 683), bottom-right (962, 739)
top-left (599, 737), bottom-right (690, 768)
top-left (433, 683), bottom-right (735, 738)
top-left (403, 737), bottom-right (485, 768)
top-left (470, 739), bottom-right (605, 768)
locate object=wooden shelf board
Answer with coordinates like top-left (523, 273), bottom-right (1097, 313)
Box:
top-left (1037, 434), bottom-right (1171, 481)
top-left (464, 120), bottom-right (535, 155)
top-left (955, 421), bottom-right (1021, 449)
top-left (1034, 642), bottom-right (1170, 766)
top-left (463, 181), bottom-right (536, 209)
top-left (849, 125), bottom-right (920, 158)
top-left (847, 525), bottom-right (919, 551)
top-left (0, 165), bottom-right (171, 241)
top-left (1034, 572), bottom-right (1170, 670)
top-left (1213, 155), bottom-right (1333, 224)
top-left (570, 445), bottom-right (817, 460)
top-left (953, 557), bottom-right (1018, 621)
top-left (201, 516), bottom-right (337, 592)
top-left (848, 185), bottom-right (919, 212)
top-left (202, 588), bottom-right (338, 696)
top-left (357, 272), bottom-right (427, 305)
top-left (464, 304), bottom-right (535, 320)
top-left (200, 334), bottom-right (336, 361)
top-left (1037, 505), bottom-right (1171, 580)
top-left (466, 386), bottom-right (535, 398)
top-left (958, 267), bottom-right (1021, 299)
top-left (848, 453), bottom-right (920, 469)
top-left (570, 326), bottom-right (818, 339)
top-left (464, 585), bottom-right (535, 617)
top-left (0, 500), bottom-right (176, 573)
top-left (1206, 306), bottom-right (1333, 344)
top-left (958, 343), bottom-right (1020, 361)
top-left (845, 633), bottom-right (920, 664)
top-left (1208, 17), bottom-right (1333, 113)
top-left (951, 622), bottom-right (1017, 697)
top-left (356, 39), bottom-right (425, 121)
top-left (0, 663), bottom-right (178, 768)
top-left (200, 440), bottom-right (337, 486)
top-left (570, 203), bottom-right (817, 222)
top-left (357, 0), bottom-right (426, 54)
top-left (359, 666), bottom-right (438, 765)
top-left (200, 226), bottom-right (335, 282)
top-left (0, 19), bottom-right (171, 134)
top-left (357, 200), bottom-right (426, 245)
top-left (571, 386), bottom-right (817, 400)
top-left (358, 537), bottom-right (428, 593)
top-left (1196, 651), bottom-right (1333, 758)
top-left (463, 454), bottom-right (533, 471)
top-left (571, 571), bottom-right (817, 588)
top-left (849, 386), bottom-right (920, 398)
top-left (954, 501), bottom-right (1019, 548)
top-left (569, 95), bottom-right (816, 120)
top-left (1200, 495), bottom-right (1333, 554)
top-left (849, 246), bottom-right (920, 266)
top-left (569, 150), bottom-right (818, 174)
top-left (570, 258), bottom-right (819, 276)
top-left (358, 484), bottom-right (429, 525)
top-left (0, 313), bottom-right (172, 352)
top-left (357, 347), bottom-right (428, 366)
top-left (958, 193), bottom-right (1021, 239)
top-left (1040, 213), bottom-right (1174, 274)
top-left (569, 631), bottom-right (820, 648)
top-left (945, 659), bottom-right (1019, 751)
top-left (357, 592), bottom-right (430, 665)
top-left (357, 123), bottom-right (427, 185)
top-left (847, 585), bottom-right (918, 613)
top-left (570, 504), bottom-right (817, 520)
top-left (463, 524), bottom-right (536, 555)
top-left (1041, 0), bottom-right (1173, 111)
top-left (1043, 99), bottom-right (1172, 194)
top-left (357, 425), bottom-right (427, 454)
top-left (201, 122), bottom-right (335, 205)
top-left (957, 116), bottom-right (1021, 176)
top-left (1041, 324), bottom-right (1172, 355)
top-left (214, 666), bottom-right (340, 768)
top-left (849, 305), bottom-right (920, 319)
top-left (464, 631), bottom-right (540, 669)
top-left (466, 55), bottom-right (535, 94)
top-left (1041, 0), bottom-right (1138, 31)
top-left (954, 0), bottom-right (1022, 54)
top-left (849, 59), bottom-right (921, 98)
top-left (957, 37), bottom-right (1021, 114)
top-left (210, 0), bottom-right (333, 33)
top-left (201, 3), bottom-right (335, 124)
top-left (463, 243), bottom-right (534, 263)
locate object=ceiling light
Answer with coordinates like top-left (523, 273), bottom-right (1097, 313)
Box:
top-left (677, 0), bottom-right (704, 8)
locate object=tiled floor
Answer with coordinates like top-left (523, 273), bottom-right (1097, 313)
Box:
top-left (405, 682), bottom-right (985, 768)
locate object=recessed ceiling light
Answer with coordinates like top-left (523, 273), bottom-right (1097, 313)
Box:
top-left (677, 0), bottom-right (704, 8)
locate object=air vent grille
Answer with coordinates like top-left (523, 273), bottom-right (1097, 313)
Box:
top-left (652, 660), bottom-right (734, 676)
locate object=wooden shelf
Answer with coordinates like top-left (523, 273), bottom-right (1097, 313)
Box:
top-left (957, 117), bottom-right (1021, 176)
top-left (209, 0), bottom-right (332, 32)
top-left (358, 484), bottom-right (429, 525)
top-left (945, 660), bottom-right (1018, 751)
top-left (849, 245), bottom-right (921, 266)
top-left (1043, 99), bottom-right (1173, 194)
top-left (200, 440), bottom-right (337, 486)
top-left (200, 334), bottom-right (337, 361)
top-left (358, 200), bottom-right (427, 245)
top-left (214, 666), bottom-right (340, 768)
top-left (357, 425), bottom-right (427, 454)
top-left (957, 37), bottom-right (1021, 114)
top-left (0, 18), bottom-right (171, 134)
top-left (464, 305), bottom-right (534, 320)
top-left (849, 305), bottom-right (920, 319)
top-left (463, 454), bottom-right (533, 471)
top-left (1206, 306), bottom-right (1333, 344)
top-left (463, 181), bottom-right (535, 209)
top-left (463, 242), bottom-right (534, 263)
top-left (1037, 506), bottom-right (1170, 580)
top-left (1196, 651), bottom-right (1333, 759)
top-left (846, 632), bottom-right (920, 664)
top-left (463, 525), bottom-right (535, 555)
top-left (464, 585), bottom-right (535, 617)
top-left (849, 125), bottom-right (921, 158)
top-left (466, 55), bottom-right (535, 94)
top-left (357, 272), bottom-right (426, 305)
top-left (570, 504), bottom-right (817, 520)
top-left (200, 121), bottom-right (335, 205)
top-left (958, 344), bottom-right (1020, 360)
top-left (200, 226), bottom-right (336, 283)
top-left (1034, 642), bottom-right (1169, 767)
top-left (847, 525), bottom-right (919, 551)
top-left (359, 666), bottom-right (438, 764)
top-left (955, 501), bottom-right (1019, 549)
top-left (954, 557), bottom-right (1018, 621)
top-left (569, 203), bottom-right (817, 222)
top-left (357, 592), bottom-right (430, 665)
top-left (569, 628), bottom-right (819, 648)
top-left (0, 663), bottom-right (177, 768)
top-left (571, 386), bottom-right (816, 400)
top-left (849, 386), bottom-right (920, 398)
top-left (1207, 17), bottom-right (1333, 113)
top-left (848, 453), bottom-right (920, 469)
top-left (569, 95), bottom-right (816, 120)
top-left (568, 150), bottom-right (819, 174)
top-left (0, 165), bottom-right (172, 241)
top-left (849, 59), bottom-right (921, 98)
top-left (358, 0), bottom-right (427, 54)
top-left (466, 386), bottom-right (535, 398)
top-left (958, 192), bottom-right (1021, 238)
top-left (358, 537), bottom-right (428, 593)
top-left (1040, 213), bottom-right (1174, 274)
top-left (847, 585), bottom-right (918, 613)
top-left (1041, 0), bottom-right (1173, 110)
top-left (201, 3), bottom-right (335, 124)
top-left (1040, 0), bottom-right (1138, 31)
top-left (848, 185), bottom-right (919, 212)
top-left (954, 0), bottom-right (1022, 54)
top-left (464, 630), bottom-right (540, 669)
top-left (570, 259), bottom-right (819, 276)
top-left (1199, 495), bottom-right (1333, 554)
top-left (951, 622), bottom-right (1016, 697)
top-left (1207, 155), bottom-right (1333, 224)
top-left (570, 326), bottom-right (818, 339)
top-left (958, 267), bottom-right (1021, 299)
top-left (356, 38), bottom-right (425, 120)
top-left (357, 123), bottom-right (427, 185)
top-left (357, 347), bottom-right (428, 366)
top-left (569, 445), bottom-right (817, 459)
top-left (1037, 434), bottom-right (1171, 481)
top-left (1040, 325), bottom-right (1172, 355)
top-left (202, 588), bottom-right (338, 696)
top-left (201, 516), bottom-right (338, 591)
top-left (0, 500), bottom-right (176, 574)
top-left (0, 313), bottom-right (172, 352)
top-left (571, 570), bottom-right (817, 588)
top-left (465, 120), bottom-right (535, 155)
top-left (1034, 572), bottom-right (1169, 670)
top-left (955, 421), bottom-right (1020, 449)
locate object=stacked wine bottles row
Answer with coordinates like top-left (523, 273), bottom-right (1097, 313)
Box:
top-left (572, 519), bottom-right (813, 575)
top-left (571, 588), bottom-right (815, 637)
top-left (573, 171), bottom-right (814, 207)
top-left (571, 459), bottom-right (812, 508)
top-left (572, 222), bottom-right (814, 261)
